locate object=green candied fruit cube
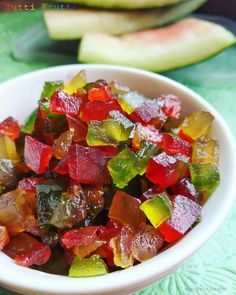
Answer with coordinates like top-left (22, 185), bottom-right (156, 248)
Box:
top-left (69, 255), bottom-right (108, 277)
top-left (87, 119), bottom-right (131, 147)
top-left (22, 109), bottom-right (37, 134)
top-left (109, 110), bottom-right (134, 131)
top-left (108, 148), bottom-right (138, 188)
top-left (189, 163), bottom-right (220, 191)
top-left (41, 80), bottom-right (63, 99)
top-left (136, 141), bottom-right (157, 175)
top-left (140, 193), bottom-right (172, 228)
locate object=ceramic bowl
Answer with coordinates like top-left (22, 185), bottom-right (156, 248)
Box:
top-left (0, 64), bottom-right (235, 295)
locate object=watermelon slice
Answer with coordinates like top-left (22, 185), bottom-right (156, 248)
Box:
top-left (79, 18), bottom-right (236, 72)
top-left (44, 0), bottom-right (206, 40)
top-left (52, 0), bottom-right (187, 9)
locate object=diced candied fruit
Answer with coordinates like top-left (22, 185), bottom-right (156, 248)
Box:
top-left (50, 89), bottom-right (85, 115)
top-left (108, 191), bottom-right (146, 226)
top-left (66, 115), bottom-right (87, 142)
top-left (110, 226), bottom-right (136, 268)
top-left (131, 99), bottom-right (167, 128)
top-left (189, 163), bottom-right (220, 191)
top-left (24, 136), bottom-right (52, 174)
top-left (141, 186), bottom-right (164, 202)
top-left (179, 111), bottom-right (214, 141)
top-left (159, 133), bottom-right (191, 157)
top-left (0, 189), bottom-right (36, 236)
top-left (73, 240), bottom-right (105, 259)
top-left (0, 116), bottom-right (21, 141)
top-left (172, 177), bottom-right (200, 201)
top-left (0, 226), bottom-right (10, 250)
top-left (83, 185), bottom-right (105, 218)
top-left (107, 148), bottom-right (138, 188)
top-left (92, 146), bottom-right (118, 158)
top-left (0, 135), bottom-right (19, 162)
top-left (192, 137), bottom-right (219, 164)
top-left (81, 99), bottom-right (123, 122)
top-left (68, 144), bottom-right (110, 185)
top-left (41, 80), bottom-right (63, 99)
top-left (18, 176), bottom-right (45, 192)
top-left (146, 152), bottom-right (189, 188)
top-left (52, 130), bottom-right (73, 159)
top-left (54, 154), bottom-right (69, 174)
top-left (131, 225), bottom-right (164, 262)
top-left (117, 91), bottom-right (146, 115)
top-left (132, 124), bottom-right (161, 150)
top-left (136, 141), bottom-right (157, 175)
top-left (159, 95), bottom-right (181, 119)
top-left (22, 109), bottom-right (37, 135)
top-left (159, 195), bottom-right (201, 242)
top-left (69, 255), bottom-right (108, 277)
top-left (63, 70), bottom-right (86, 94)
top-left (140, 192), bottom-right (172, 228)
top-left (88, 81), bottom-right (112, 102)
top-left (0, 159), bottom-right (19, 189)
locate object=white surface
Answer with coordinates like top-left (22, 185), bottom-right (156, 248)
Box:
top-left (0, 64), bottom-right (235, 295)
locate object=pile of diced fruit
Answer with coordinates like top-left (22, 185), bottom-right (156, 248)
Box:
top-left (0, 71), bottom-right (220, 277)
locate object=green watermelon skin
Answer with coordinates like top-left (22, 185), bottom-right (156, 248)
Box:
top-left (52, 0), bottom-right (186, 9)
top-left (44, 0), bottom-right (207, 40)
top-left (79, 18), bottom-right (236, 72)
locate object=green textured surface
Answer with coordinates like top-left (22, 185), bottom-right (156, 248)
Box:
top-left (0, 10), bottom-right (236, 295)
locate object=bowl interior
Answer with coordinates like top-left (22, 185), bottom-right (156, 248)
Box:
top-left (0, 65), bottom-right (235, 295)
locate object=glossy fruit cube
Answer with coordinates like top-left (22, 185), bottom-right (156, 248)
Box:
top-left (66, 115), bottom-right (87, 142)
top-left (159, 195), bottom-right (201, 242)
top-left (0, 116), bottom-right (21, 141)
top-left (68, 144), bottom-right (110, 185)
top-left (69, 255), bottom-right (108, 277)
top-left (131, 225), bottom-right (164, 262)
top-left (192, 137), bottom-right (219, 164)
top-left (73, 240), bottom-right (105, 259)
top-left (0, 189), bottom-right (35, 236)
top-left (0, 159), bottom-right (19, 189)
top-left (63, 70), bottom-right (86, 94)
top-left (132, 124), bottom-right (161, 150)
top-left (160, 133), bottom-right (191, 157)
top-left (117, 91), bottom-right (146, 115)
top-left (88, 81), bottom-right (112, 102)
top-left (52, 130), bottom-right (73, 159)
top-left (136, 141), bottom-right (157, 175)
top-left (189, 163), bottom-right (220, 191)
top-left (22, 109), bottom-right (37, 134)
top-left (83, 185), bottom-right (105, 218)
top-left (141, 186), bottom-right (164, 202)
top-left (159, 95), bottom-right (181, 119)
top-left (107, 148), bottom-right (138, 188)
top-left (179, 111), bottom-right (214, 141)
top-left (131, 99), bottom-right (167, 127)
top-left (91, 146), bottom-right (118, 158)
top-left (146, 152), bottom-right (189, 188)
top-left (54, 154), bottom-right (69, 174)
top-left (81, 99), bottom-right (123, 122)
top-left (108, 191), bottom-right (146, 226)
top-left (24, 136), bottom-right (52, 174)
top-left (172, 177), bottom-right (200, 201)
top-left (140, 192), bottom-right (172, 228)
top-left (0, 226), bottom-right (10, 250)
top-left (50, 88), bottom-right (85, 115)
top-left (0, 135), bottom-right (19, 163)
top-left (41, 80), bottom-right (63, 99)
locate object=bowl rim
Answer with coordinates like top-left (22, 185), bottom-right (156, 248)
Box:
top-left (0, 64), bottom-right (236, 295)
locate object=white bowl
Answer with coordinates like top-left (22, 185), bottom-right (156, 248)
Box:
top-left (0, 64), bottom-right (235, 295)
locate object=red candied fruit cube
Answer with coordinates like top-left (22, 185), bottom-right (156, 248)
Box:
top-left (0, 226), bottom-right (10, 250)
top-left (159, 195), bottom-right (201, 242)
top-left (61, 226), bottom-right (102, 249)
top-left (159, 95), bottom-right (181, 119)
top-left (88, 81), bottom-right (112, 102)
top-left (68, 144), bottom-right (110, 185)
top-left (81, 99), bottom-right (123, 122)
top-left (66, 115), bottom-right (87, 142)
top-left (131, 100), bottom-right (167, 128)
top-left (50, 89), bottom-right (85, 115)
top-left (159, 133), bottom-right (191, 157)
top-left (141, 185), bottom-right (164, 202)
top-left (4, 232), bottom-right (51, 267)
top-left (18, 176), bottom-right (45, 192)
top-left (171, 177), bottom-right (200, 202)
top-left (132, 124), bottom-right (161, 150)
top-left (54, 154), bottom-right (69, 174)
top-left (24, 136), bottom-right (52, 174)
top-left (91, 146), bottom-right (118, 158)
top-left (0, 116), bottom-right (21, 141)
top-left (146, 152), bottom-right (189, 188)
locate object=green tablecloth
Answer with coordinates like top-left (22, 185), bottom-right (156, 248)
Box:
top-left (0, 11), bottom-right (236, 295)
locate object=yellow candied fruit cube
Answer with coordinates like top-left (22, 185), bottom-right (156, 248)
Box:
top-left (0, 135), bottom-right (19, 163)
top-left (63, 70), bottom-right (86, 94)
top-left (192, 137), bottom-right (219, 164)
